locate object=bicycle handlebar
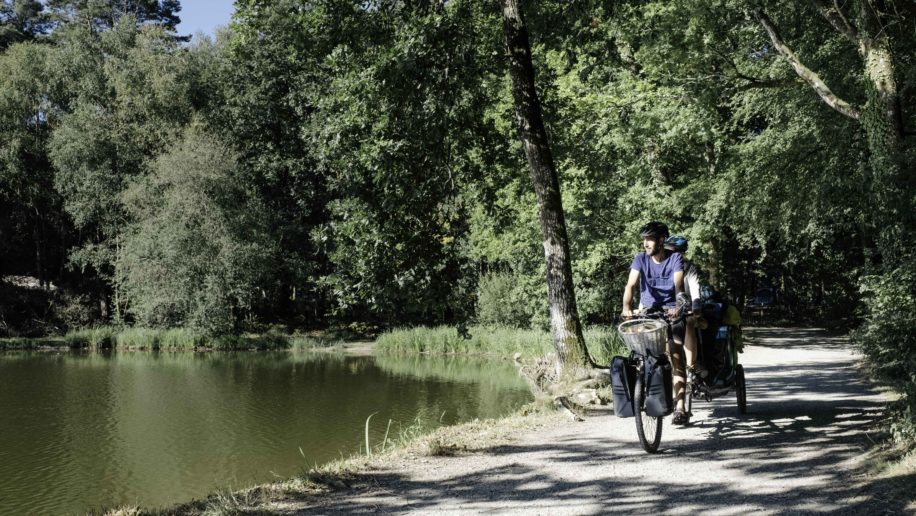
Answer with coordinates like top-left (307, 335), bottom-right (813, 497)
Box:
top-left (623, 306), bottom-right (693, 326)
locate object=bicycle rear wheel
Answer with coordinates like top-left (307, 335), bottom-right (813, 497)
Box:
top-left (736, 364), bottom-right (747, 415)
top-left (634, 374), bottom-right (663, 453)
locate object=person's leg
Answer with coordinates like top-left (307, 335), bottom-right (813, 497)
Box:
top-left (669, 337), bottom-right (686, 412)
top-left (670, 319), bottom-right (689, 424)
top-left (684, 316), bottom-right (697, 372)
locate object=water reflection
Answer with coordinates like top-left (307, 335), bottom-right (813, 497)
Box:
top-left (0, 351), bottom-right (531, 514)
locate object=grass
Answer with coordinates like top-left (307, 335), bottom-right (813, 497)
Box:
top-left (64, 326), bottom-right (118, 349)
top-left (375, 324), bottom-right (626, 365)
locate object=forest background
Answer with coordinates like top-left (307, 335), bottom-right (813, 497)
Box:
top-left (0, 0), bottom-right (913, 446)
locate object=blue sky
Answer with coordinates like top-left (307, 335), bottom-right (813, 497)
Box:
top-left (176, 1), bottom-right (237, 39)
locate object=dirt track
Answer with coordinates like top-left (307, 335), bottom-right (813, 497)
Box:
top-left (283, 328), bottom-right (909, 515)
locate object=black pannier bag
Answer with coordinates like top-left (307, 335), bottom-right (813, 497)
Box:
top-left (644, 352), bottom-right (674, 417)
top-left (610, 355), bottom-right (637, 417)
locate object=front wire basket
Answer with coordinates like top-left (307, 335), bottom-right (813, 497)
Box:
top-left (617, 318), bottom-right (668, 356)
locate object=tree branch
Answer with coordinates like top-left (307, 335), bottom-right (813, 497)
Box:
top-left (810, 0), bottom-right (859, 45)
top-left (753, 9), bottom-right (861, 120)
top-left (712, 48), bottom-right (795, 89)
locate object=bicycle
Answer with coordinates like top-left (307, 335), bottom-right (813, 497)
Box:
top-left (616, 303), bottom-right (749, 452)
top-left (616, 308), bottom-right (686, 453)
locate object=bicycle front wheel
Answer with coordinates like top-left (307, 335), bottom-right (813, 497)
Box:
top-left (634, 374), bottom-right (663, 453)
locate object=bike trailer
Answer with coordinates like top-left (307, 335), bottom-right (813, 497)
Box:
top-left (644, 352), bottom-right (674, 417)
top-left (610, 355), bottom-right (637, 417)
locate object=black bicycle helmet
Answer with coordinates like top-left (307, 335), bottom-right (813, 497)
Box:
top-left (638, 221), bottom-right (669, 239)
top-left (664, 235), bottom-right (688, 252)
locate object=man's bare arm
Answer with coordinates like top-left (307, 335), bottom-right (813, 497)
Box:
top-left (674, 270), bottom-right (684, 294)
top-left (622, 269), bottom-right (640, 316)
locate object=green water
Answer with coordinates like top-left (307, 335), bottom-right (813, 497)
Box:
top-left (0, 351), bottom-right (532, 514)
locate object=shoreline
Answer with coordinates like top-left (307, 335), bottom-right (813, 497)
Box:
top-left (0, 333), bottom-right (363, 353)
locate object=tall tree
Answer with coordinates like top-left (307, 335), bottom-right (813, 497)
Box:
top-left (500, 0), bottom-right (592, 371)
top-left (45, 0), bottom-right (181, 33)
top-left (49, 19), bottom-right (194, 318)
top-left (753, 1), bottom-right (912, 263)
top-left (0, 42), bottom-right (69, 284)
top-left (117, 128), bottom-right (273, 334)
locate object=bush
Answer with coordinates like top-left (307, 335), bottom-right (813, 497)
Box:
top-left (854, 262), bottom-right (916, 447)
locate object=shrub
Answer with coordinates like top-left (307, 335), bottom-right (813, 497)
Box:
top-left (475, 271), bottom-right (546, 328)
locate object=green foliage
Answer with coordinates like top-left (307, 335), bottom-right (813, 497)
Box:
top-left (300, 2), bottom-right (493, 325)
top-left (116, 128), bottom-right (274, 335)
top-left (854, 262), bottom-right (916, 446)
top-left (0, 336), bottom-right (61, 349)
top-left (155, 328), bottom-right (208, 350)
top-left (383, 325), bottom-right (550, 356)
top-left (475, 271), bottom-right (545, 329)
top-left (49, 20), bottom-right (194, 290)
top-left (0, 42), bottom-right (70, 286)
top-left (44, 0), bottom-right (181, 34)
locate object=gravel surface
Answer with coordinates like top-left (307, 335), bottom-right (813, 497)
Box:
top-left (286, 328), bottom-right (909, 515)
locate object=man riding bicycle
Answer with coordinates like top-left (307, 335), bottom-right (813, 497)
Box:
top-left (621, 221), bottom-right (691, 425)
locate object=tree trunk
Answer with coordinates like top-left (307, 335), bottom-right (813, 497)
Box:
top-left (500, 0), bottom-right (591, 370)
top-left (33, 223), bottom-right (44, 287)
top-left (856, 1), bottom-right (908, 260)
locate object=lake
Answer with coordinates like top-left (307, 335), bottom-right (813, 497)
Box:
top-left (0, 351), bottom-right (532, 514)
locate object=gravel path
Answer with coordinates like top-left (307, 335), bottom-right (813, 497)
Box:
top-left (289, 328), bottom-right (908, 515)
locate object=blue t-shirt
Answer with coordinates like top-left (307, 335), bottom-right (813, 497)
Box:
top-left (630, 251), bottom-right (683, 309)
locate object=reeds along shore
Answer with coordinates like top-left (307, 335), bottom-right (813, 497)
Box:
top-left (375, 325), bottom-right (626, 364)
